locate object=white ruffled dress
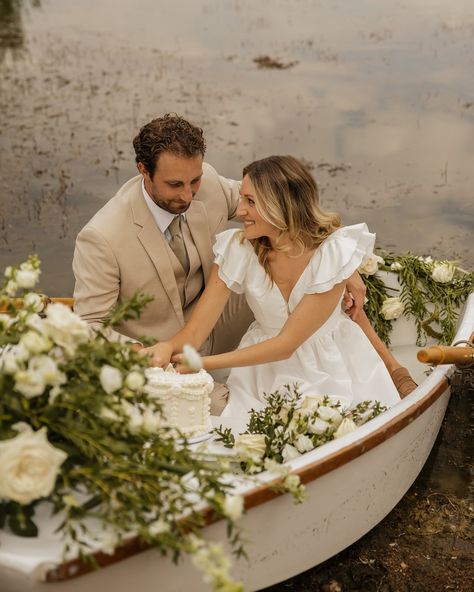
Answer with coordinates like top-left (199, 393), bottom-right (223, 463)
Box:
top-left (213, 225), bottom-right (400, 418)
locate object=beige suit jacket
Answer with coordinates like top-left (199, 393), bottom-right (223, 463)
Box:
top-left (73, 163), bottom-right (247, 351)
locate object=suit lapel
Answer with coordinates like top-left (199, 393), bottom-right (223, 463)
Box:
top-left (131, 188), bottom-right (184, 323)
top-left (186, 201), bottom-right (213, 282)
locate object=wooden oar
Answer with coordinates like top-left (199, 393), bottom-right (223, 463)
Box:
top-left (417, 333), bottom-right (474, 367)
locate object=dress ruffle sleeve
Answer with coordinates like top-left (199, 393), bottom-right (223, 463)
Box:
top-left (213, 229), bottom-right (252, 294)
top-left (305, 223), bottom-right (375, 294)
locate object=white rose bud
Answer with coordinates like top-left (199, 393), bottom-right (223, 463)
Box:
top-left (142, 407), bottom-right (161, 433)
top-left (14, 370), bottom-right (46, 398)
top-left (0, 344), bottom-right (30, 374)
top-left (0, 423), bottom-right (67, 505)
top-left (381, 297), bottom-right (404, 321)
top-left (148, 519), bottom-right (170, 536)
top-left (29, 355), bottom-right (66, 387)
top-left (100, 365), bottom-right (123, 394)
top-left (424, 256), bottom-right (433, 264)
top-left (181, 344), bottom-right (203, 371)
top-left (301, 395), bottom-right (325, 410)
top-left (294, 434), bottom-right (314, 453)
top-left (358, 254), bottom-right (384, 276)
top-left (20, 331), bottom-right (52, 354)
top-left (0, 314), bottom-right (14, 330)
top-left (390, 261), bottom-right (402, 271)
top-left (43, 303), bottom-right (90, 356)
top-left (431, 262), bottom-right (455, 284)
top-left (4, 265), bottom-right (13, 278)
top-left (125, 370), bottom-right (145, 391)
top-left (281, 443), bottom-right (301, 463)
top-left (16, 269), bottom-right (39, 289)
top-left (100, 407), bottom-right (120, 422)
top-left (334, 418), bottom-right (358, 439)
top-left (317, 406), bottom-right (343, 426)
top-left (223, 494), bottom-right (244, 521)
top-left (308, 417), bottom-right (331, 435)
top-left (5, 280), bottom-right (18, 297)
top-left (235, 433), bottom-right (266, 461)
top-left (23, 292), bottom-right (45, 313)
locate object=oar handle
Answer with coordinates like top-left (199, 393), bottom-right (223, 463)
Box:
top-left (417, 343), bottom-right (474, 366)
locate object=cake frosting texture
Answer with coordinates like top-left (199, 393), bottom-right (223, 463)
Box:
top-left (145, 366), bottom-right (213, 437)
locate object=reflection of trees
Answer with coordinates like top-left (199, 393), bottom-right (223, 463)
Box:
top-left (0, 0), bottom-right (41, 62)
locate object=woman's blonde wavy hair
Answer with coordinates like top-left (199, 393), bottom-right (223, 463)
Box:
top-left (242, 155), bottom-right (341, 277)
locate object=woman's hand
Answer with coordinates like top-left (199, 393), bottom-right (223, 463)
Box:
top-left (344, 271), bottom-right (366, 320)
top-left (140, 342), bottom-right (174, 367)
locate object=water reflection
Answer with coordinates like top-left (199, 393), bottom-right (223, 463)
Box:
top-left (0, 0), bottom-right (40, 61)
top-left (0, 0), bottom-right (472, 294)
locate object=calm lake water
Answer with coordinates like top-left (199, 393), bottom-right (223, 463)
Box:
top-left (0, 1), bottom-right (473, 589)
top-left (0, 0), bottom-right (473, 294)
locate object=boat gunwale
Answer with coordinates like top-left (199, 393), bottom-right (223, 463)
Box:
top-left (45, 370), bottom-right (450, 583)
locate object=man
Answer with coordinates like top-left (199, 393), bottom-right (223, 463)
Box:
top-left (73, 114), bottom-right (416, 407)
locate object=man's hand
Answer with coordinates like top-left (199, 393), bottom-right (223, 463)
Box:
top-left (344, 271), bottom-right (366, 321)
top-left (140, 342), bottom-right (174, 367)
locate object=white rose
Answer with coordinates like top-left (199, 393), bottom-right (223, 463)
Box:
top-left (142, 407), bottom-right (161, 433)
top-left (5, 279), bottom-right (18, 296)
top-left (19, 331), bottom-right (52, 354)
top-left (334, 418), bottom-right (358, 439)
top-left (4, 265), bottom-right (13, 278)
top-left (148, 519), bottom-right (170, 536)
top-left (43, 303), bottom-right (90, 356)
top-left (390, 261), bottom-right (402, 271)
top-left (223, 494), bottom-right (244, 521)
top-left (431, 262), bottom-right (455, 284)
top-left (308, 417), bottom-right (331, 435)
top-left (100, 365), bottom-right (123, 394)
top-left (423, 256), bottom-right (433, 264)
top-left (381, 297), bottom-right (404, 321)
top-left (281, 443), bottom-right (301, 463)
top-left (23, 292), bottom-right (44, 313)
top-left (235, 433), bottom-right (266, 460)
top-left (16, 269), bottom-right (39, 289)
top-left (0, 423), bottom-right (67, 505)
top-left (100, 407), bottom-right (120, 422)
top-left (182, 344), bottom-right (203, 371)
top-left (358, 254), bottom-right (384, 276)
top-left (14, 370), bottom-right (46, 398)
top-left (0, 313), bottom-right (14, 330)
top-left (121, 400), bottom-right (143, 432)
top-left (125, 370), bottom-right (145, 391)
top-left (317, 406), bottom-right (343, 426)
top-left (294, 434), bottom-right (314, 453)
top-left (29, 355), bottom-right (66, 387)
top-left (0, 343), bottom-right (30, 374)
top-left (301, 395), bottom-right (325, 410)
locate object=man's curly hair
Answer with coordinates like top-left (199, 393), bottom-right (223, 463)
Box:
top-left (133, 113), bottom-right (206, 177)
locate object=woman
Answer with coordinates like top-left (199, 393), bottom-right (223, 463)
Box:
top-left (143, 156), bottom-right (401, 416)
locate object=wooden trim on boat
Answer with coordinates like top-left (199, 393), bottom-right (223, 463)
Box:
top-left (0, 297), bottom-right (74, 312)
top-left (45, 373), bottom-right (449, 583)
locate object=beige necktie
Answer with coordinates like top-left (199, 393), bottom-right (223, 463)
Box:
top-left (168, 216), bottom-right (189, 273)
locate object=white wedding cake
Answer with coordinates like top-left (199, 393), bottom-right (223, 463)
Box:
top-left (145, 366), bottom-right (213, 437)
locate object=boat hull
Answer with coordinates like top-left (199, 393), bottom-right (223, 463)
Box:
top-left (0, 382), bottom-right (450, 592)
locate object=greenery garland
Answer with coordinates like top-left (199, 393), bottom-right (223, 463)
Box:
top-left (361, 253), bottom-right (473, 346)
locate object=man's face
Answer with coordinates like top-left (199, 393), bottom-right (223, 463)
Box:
top-left (138, 152), bottom-right (203, 215)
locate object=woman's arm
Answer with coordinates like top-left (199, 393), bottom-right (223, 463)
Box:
top-left (141, 264), bottom-right (232, 366)
top-left (180, 281), bottom-right (346, 371)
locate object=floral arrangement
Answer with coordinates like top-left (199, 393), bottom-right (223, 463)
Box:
top-left (0, 257), bottom-right (244, 592)
top-left (359, 253), bottom-right (474, 346)
top-left (214, 385), bottom-right (386, 497)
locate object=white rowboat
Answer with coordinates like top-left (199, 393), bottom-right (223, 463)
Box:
top-left (1, 286), bottom-right (473, 592)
